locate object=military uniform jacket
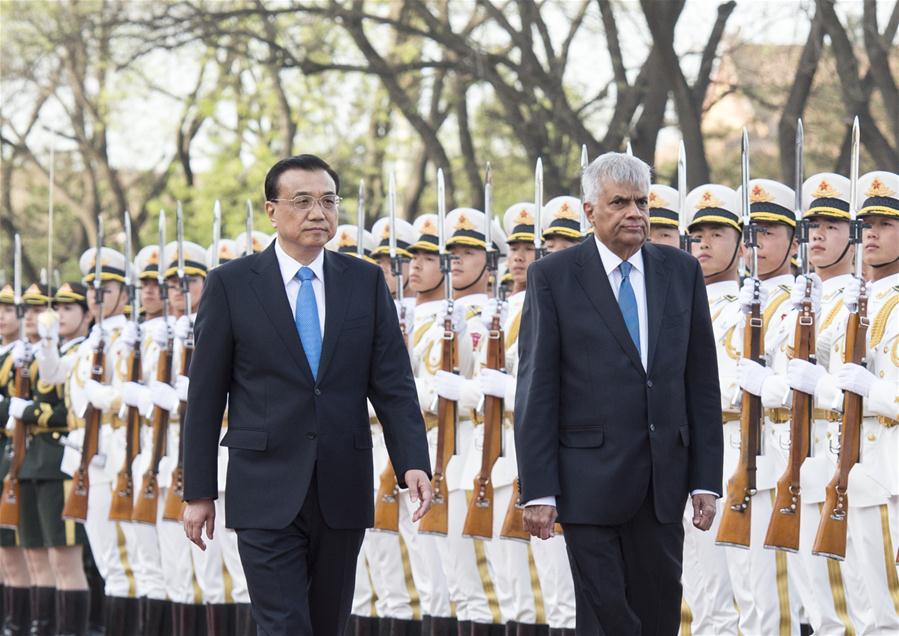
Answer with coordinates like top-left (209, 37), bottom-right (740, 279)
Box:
top-left (0, 342), bottom-right (15, 479)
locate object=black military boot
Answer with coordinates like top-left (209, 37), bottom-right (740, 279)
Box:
top-left (142, 598), bottom-right (170, 636)
top-left (234, 603), bottom-right (255, 636)
top-left (28, 586), bottom-right (55, 636)
top-left (56, 591), bottom-right (89, 636)
top-left (205, 604), bottom-right (233, 636)
top-left (2, 587), bottom-right (30, 636)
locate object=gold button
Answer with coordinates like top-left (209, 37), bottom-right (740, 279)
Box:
top-left (52, 432), bottom-right (60, 440)
top-left (880, 371), bottom-right (885, 378)
top-left (867, 433), bottom-right (876, 442)
top-left (826, 431), bottom-right (832, 438)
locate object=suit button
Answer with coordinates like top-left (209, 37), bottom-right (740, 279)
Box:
top-left (649, 424), bottom-right (656, 432)
top-left (306, 432), bottom-right (317, 440)
top-left (647, 379), bottom-right (654, 388)
top-left (314, 388), bottom-right (321, 396)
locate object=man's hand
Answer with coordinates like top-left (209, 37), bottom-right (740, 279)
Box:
top-left (183, 498), bottom-right (215, 551)
top-left (405, 470), bottom-right (433, 522)
top-left (691, 493), bottom-right (717, 531)
top-left (523, 505), bottom-right (558, 540)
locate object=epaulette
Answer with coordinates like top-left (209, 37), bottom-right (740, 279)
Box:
top-left (465, 307), bottom-right (483, 321)
top-left (870, 294), bottom-right (899, 348)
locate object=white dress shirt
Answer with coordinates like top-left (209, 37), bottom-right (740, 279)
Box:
top-left (525, 238), bottom-right (715, 508)
top-left (275, 238), bottom-right (326, 338)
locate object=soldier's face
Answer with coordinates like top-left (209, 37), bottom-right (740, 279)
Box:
top-left (140, 279), bottom-right (163, 318)
top-left (409, 253), bottom-right (442, 293)
top-left (0, 305), bottom-right (18, 341)
top-left (89, 281), bottom-right (126, 320)
top-left (746, 223), bottom-right (796, 278)
top-left (863, 216), bottom-right (899, 267)
top-left (23, 306), bottom-right (41, 340)
top-left (507, 242), bottom-right (536, 286)
top-left (266, 169), bottom-right (338, 251)
top-left (167, 276), bottom-right (204, 315)
top-left (649, 226), bottom-right (679, 248)
top-left (449, 246), bottom-right (487, 290)
top-left (57, 303), bottom-right (89, 339)
top-left (690, 224), bottom-right (741, 279)
top-left (808, 218), bottom-right (850, 269)
top-left (585, 181), bottom-right (649, 255)
top-left (376, 255), bottom-right (410, 295)
top-left (544, 236), bottom-right (579, 253)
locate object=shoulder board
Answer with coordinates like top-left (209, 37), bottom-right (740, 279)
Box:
top-left (465, 307), bottom-right (483, 320)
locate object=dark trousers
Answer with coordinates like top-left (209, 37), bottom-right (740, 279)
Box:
top-left (236, 476), bottom-right (365, 635)
top-left (563, 491), bottom-right (684, 636)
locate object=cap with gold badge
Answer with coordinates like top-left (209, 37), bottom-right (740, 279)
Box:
top-left (542, 196), bottom-right (584, 240)
top-left (736, 179), bottom-right (796, 227)
top-left (22, 283), bottom-right (50, 305)
top-left (163, 242), bottom-right (208, 279)
top-left (857, 171), bottom-right (899, 219)
top-left (649, 185), bottom-right (680, 228)
top-left (802, 173), bottom-right (851, 220)
top-left (80, 248), bottom-right (127, 285)
top-left (325, 225), bottom-right (376, 263)
top-left (503, 203), bottom-right (536, 244)
top-left (444, 208), bottom-right (507, 255)
top-left (686, 185), bottom-right (741, 232)
top-left (53, 282), bottom-right (89, 310)
top-left (235, 231), bottom-right (274, 256)
top-left (371, 218), bottom-right (416, 259)
top-left (135, 245), bottom-right (162, 281)
top-left (409, 215), bottom-right (441, 254)
top-left (206, 239), bottom-right (238, 268)
top-left (0, 284), bottom-right (14, 305)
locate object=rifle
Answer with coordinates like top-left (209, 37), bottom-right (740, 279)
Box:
top-left (419, 168), bottom-right (457, 536)
top-left (132, 210), bottom-right (173, 524)
top-left (813, 117), bottom-right (865, 561)
top-left (373, 173), bottom-right (404, 533)
top-left (765, 119), bottom-right (811, 552)
top-left (109, 213), bottom-right (141, 522)
top-left (63, 217), bottom-right (108, 522)
top-left (0, 236), bottom-right (31, 528)
top-left (463, 163), bottom-right (505, 539)
top-left (162, 204), bottom-right (190, 522)
top-left (717, 129), bottom-right (764, 549)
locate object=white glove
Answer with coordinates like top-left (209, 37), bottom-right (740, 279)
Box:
top-left (738, 278), bottom-right (769, 314)
top-left (152, 320), bottom-right (171, 348)
top-left (11, 340), bottom-right (30, 365)
top-left (787, 358), bottom-right (828, 396)
top-left (440, 301), bottom-right (467, 334)
top-left (149, 380), bottom-right (180, 413)
top-left (738, 358), bottom-right (773, 397)
top-left (85, 379), bottom-right (113, 411)
top-left (175, 375), bottom-right (189, 403)
top-left (8, 398), bottom-right (32, 420)
top-left (121, 381), bottom-right (149, 409)
top-left (37, 310), bottom-right (59, 344)
top-left (174, 316), bottom-right (192, 342)
top-left (86, 324), bottom-right (108, 350)
top-left (394, 301), bottom-right (414, 335)
top-left (479, 299), bottom-right (508, 331)
top-left (790, 274), bottom-right (822, 315)
top-left (120, 321), bottom-right (141, 348)
top-left (836, 362), bottom-right (876, 398)
top-left (479, 368), bottom-right (511, 399)
top-left (435, 370), bottom-right (463, 401)
top-left (842, 277), bottom-right (871, 314)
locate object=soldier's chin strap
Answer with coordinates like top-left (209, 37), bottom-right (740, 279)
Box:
top-left (421, 275), bottom-right (444, 295)
top-left (815, 240), bottom-right (852, 271)
top-left (759, 226), bottom-right (795, 279)
top-left (453, 263), bottom-right (488, 293)
top-left (704, 239), bottom-right (742, 281)
top-left (872, 255), bottom-right (899, 268)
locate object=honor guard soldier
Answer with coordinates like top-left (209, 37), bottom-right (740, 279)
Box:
top-left (681, 185), bottom-right (743, 635)
top-left (206, 239), bottom-right (238, 268)
top-left (768, 173), bottom-right (864, 633)
top-left (432, 207), bottom-right (506, 632)
top-left (11, 283), bottom-right (92, 635)
top-left (540, 197), bottom-right (584, 254)
top-left (0, 283), bottom-right (32, 633)
top-left (234, 231), bottom-right (272, 257)
top-left (360, 218), bottom-right (423, 631)
top-left (648, 185), bottom-right (682, 249)
top-left (730, 179), bottom-right (801, 635)
top-left (805, 171), bottom-right (899, 633)
top-left (62, 246), bottom-right (141, 631)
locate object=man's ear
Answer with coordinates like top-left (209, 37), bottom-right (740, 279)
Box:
top-left (584, 201), bottom-right (594, 226)
top-left (265, 201), bottom-right (277, 227)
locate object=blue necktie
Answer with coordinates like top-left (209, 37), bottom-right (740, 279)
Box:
top-left (617, 261), bottom-right (641, 355)
top-left (295, 267), bottom-right (322, 378)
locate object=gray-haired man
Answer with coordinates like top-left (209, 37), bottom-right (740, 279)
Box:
top-left (514, 153), bottom-right (724, 634)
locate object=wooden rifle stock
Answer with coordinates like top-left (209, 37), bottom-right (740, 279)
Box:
top-left (813, 293), bottom-right (868, 560)
top-left (109, 346), bottom-right (142, 522)
top-left (717, 299), bottom-right (764, 548)
top-left (463, 312), bottom-right (505, 539)
top-left (499, 479), bottom-right (530, 542)
top-left (765, 284), bottom-right (816, 552)
top-left (0, 354), bottom-right (33, 528)
top-left (132, 340), bottom-right (173, 525)
top-left (162, 340), bottom-right (191, 522)
top-left (373, 460), bottom-right (400, 533)
top-left (418, 315), bottom-right (457, 536)
top-left (62, 341), bottom-right (106, 522)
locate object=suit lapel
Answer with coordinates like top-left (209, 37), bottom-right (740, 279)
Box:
top-left (643, 242), bottom-right (670, 374)
top-left (250, 244), bottom-right (314, 381)
top-left (316, 250), bottom-right (351, 382)
top-left (573, 239), bottom-right (645, 377)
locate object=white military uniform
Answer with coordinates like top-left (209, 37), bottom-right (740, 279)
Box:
top-left (680, 186), bottom-right (742, 636)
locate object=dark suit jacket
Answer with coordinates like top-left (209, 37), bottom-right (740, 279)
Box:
top-left (183, 243), bottom-right (430, 530)
top-left (514, 238), bottom-right (723, 525)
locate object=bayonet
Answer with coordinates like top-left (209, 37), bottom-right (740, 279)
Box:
top-left (124, 212), bottom-right (138, 325)
top-left (357, 180), bottom-right (366, 258)
top-left (244, 200), bottom-right (253, 256)
top-left (579, 144), bottom-right (589, 233)
top-left (678, 140), bottom-right (690, 251)
top-left (47, 143), bottom-right (55, 302)
top-left (534, 158), bottom-right (544, 259)
top-left (211, 201), bottom-right (222, 269)
top-left (94, 217), bottom-right (106, 332)
top-left (177, 201), bottom-right (191, 318)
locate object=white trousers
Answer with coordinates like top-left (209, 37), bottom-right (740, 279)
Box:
top-left (83, 483), bottom-right (135, 599)
top-left (530, 534), bottom-right (576, 629)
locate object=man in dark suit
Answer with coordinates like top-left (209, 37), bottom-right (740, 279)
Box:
top-left (515, 153), bottom-right (723, 635)
top-left (181, 154), bottom-right (433, 635)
